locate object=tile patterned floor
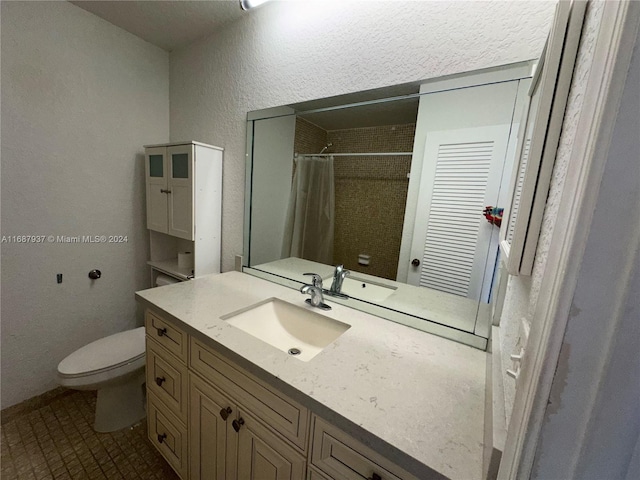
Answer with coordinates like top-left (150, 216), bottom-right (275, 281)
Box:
top-left (1, 389), bottom-right (179, 480)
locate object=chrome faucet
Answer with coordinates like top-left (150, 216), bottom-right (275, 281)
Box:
top-left (300, 273), bottom-right (331, 310)
top-left (329, 264), bottom-right (350, 296)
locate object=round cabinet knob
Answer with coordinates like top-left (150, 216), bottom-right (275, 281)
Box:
top-left (155, 377), bottom-right (165, 387)
top-left (368, 474), bottom-right (382, 480)
top-left (88, 269), bottom-right (101, 280)
top-left (219, 407), bottom-right (232, 421)
top-left (232, 418), bottom-right (245, 432)
top-left (411, 258), bottom-right (420, 267)
top-left (157, 433), bottom-right (167, 444)
top-left (156, 327), bottom-right (167, 337)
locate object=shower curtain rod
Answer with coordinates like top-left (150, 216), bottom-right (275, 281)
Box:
top-left (295, 152), bottom-right (413, 157)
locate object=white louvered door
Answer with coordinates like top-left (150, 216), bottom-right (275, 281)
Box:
top-left (407, 126), bottom-right (510, 300)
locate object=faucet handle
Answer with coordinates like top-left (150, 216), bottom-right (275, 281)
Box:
top-left (300, 284), bottom-right (331, 311)
top-left (335, 265), bottom-right (350, 278)
top-left (303, 273), bottom-right (323, 287)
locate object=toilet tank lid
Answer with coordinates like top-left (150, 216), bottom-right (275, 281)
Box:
top-left (58, 327), bottom-right (145, 376)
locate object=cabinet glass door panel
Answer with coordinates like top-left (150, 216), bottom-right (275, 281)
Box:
top-left (149, 155), bottom-right (164, 177)
top-left (172, 154), bottom-right (189, 179)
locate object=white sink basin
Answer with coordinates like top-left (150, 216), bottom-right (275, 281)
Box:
top-left (340, 276), bottom-right (397, 303)
top-left (222, 298), bottom-right (350, 362)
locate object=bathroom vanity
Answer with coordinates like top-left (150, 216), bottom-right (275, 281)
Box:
top-left (136, 272), bottom-right (486, 480)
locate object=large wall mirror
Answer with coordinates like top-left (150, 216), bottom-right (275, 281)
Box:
top-left (243, 61), bottom-right (540, 350)
top-left (500, 0), bottom-right (586, 276)
top-left (241, 0), bottom-right (580, 350)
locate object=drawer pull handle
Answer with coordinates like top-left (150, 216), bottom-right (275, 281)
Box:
top-left (219, 407), bottom-right (232, 421)
top-left (156, 327), bottom-right (167, 337)
top-left (232, 418), bottom-right (245, 432)
top-left (157, 433), bottom-right (167, 444)
top-left (368, 475), bottom-right (382, 480)
top-left (155, 377), bottom-right (165, 387)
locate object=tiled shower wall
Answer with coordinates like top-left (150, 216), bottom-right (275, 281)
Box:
top-left (294, 118), bottom-right (327, 155)
top-left (328, 124), bottom-right (414, 280)
top-left (294, 119), bottom-right (415, 280)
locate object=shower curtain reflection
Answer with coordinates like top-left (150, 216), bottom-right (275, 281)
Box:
top-left (281, 156), bottom-right (335, 264)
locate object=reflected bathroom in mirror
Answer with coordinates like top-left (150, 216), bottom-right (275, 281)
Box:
top-left (243, 62), bottom-right (539, 349)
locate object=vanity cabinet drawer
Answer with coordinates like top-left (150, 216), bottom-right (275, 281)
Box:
top-left (146, 337), bottom-right (188, 423)
top-left (145, 309), bottom-right (187, 362)
top-left (311, 416), bottom-right (419, 480)
top-left (190, 337), bottom-right (310, 451)
top-left (148, 392), bottom-right (188, 480)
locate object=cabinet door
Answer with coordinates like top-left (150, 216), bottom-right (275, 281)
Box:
top-left (235, 410), bottom-right (306, 480)
top-left (145, 147), bottom-right (168, 233)
top-left (167, 145), bottom-right (194, 240)
top-left (189, 374), bottom-right (237, 480)
top-left (307, 467), bottom-right (333, 480)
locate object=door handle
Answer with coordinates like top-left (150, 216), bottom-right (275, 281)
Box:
top-left (232, 418), bottom-right (245, 432)
top-left (219, 407), bottom-right (232, 421)
top-left (160, 188), bottom-right (172, 194)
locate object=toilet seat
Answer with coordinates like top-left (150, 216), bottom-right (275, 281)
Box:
top-left (58, 327), bottom-right (145, 388)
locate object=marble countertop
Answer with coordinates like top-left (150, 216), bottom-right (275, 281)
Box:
top-left (136, 271), bottom-right (486, 480)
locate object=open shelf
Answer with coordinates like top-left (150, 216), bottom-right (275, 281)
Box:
top-left (148, 259), bottom-right (193, 281)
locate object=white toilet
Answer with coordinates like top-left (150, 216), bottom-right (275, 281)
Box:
top-left (57, 327), bottom-right (146, 432)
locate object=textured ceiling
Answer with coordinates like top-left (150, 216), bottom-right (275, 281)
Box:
top-left (69, 0), bottom-right (245, 51)
top-left (69, 0), bottom-right (420, 128)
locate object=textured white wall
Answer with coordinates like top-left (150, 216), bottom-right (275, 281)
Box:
top-left (499, 0), bottom-right (605, 422)
top-left (532, 20), bottom-right (640, 479)
top-left (169, 0), bottom-right (556, 272)
top-left (0, 1), bottom-right (169, 408)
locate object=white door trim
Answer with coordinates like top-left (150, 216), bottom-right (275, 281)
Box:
top-left (499, 1), bottom-right (640, 478)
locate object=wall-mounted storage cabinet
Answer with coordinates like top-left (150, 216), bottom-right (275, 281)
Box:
top-left (146, 144), bottom-right (195, 240)
top-left (144, 141), bottom-right (223, 282)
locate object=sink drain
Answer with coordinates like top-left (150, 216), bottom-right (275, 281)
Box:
top-left (288, 348), bottom-right (301, 356)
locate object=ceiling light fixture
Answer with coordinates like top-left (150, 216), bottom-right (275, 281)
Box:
top-left (240, 0), bottom-right (272, 11)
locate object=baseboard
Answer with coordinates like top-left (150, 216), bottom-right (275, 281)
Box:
top-left (1, 387), bottom-right (75, 425)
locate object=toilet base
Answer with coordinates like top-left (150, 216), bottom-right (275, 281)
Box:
top-left (94, 370), bottom-right (146, 433)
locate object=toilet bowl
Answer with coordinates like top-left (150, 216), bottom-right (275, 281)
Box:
top-left (57, 327), bottom-right (146, 432)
